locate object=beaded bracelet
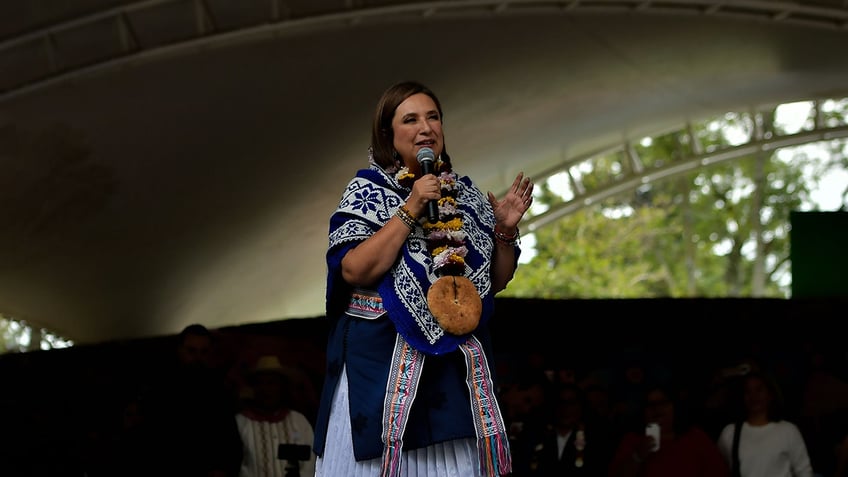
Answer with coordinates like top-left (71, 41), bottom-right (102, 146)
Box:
top-left (395, 205), bottom-right (417, 231)
top-left (494, 226), bottom-right (520, 246)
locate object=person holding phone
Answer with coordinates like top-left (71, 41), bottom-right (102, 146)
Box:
top-left (609, 383), bottom-right (729, 477)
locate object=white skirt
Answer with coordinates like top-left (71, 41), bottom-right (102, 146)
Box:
top-left (315, 366), bottom-right (484, 477)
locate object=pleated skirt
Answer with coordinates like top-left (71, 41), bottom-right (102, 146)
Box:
top-left (314, 366), bottom-right (484, 477)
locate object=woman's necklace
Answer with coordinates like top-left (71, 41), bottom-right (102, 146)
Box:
top-left (396, 159), bottom-right (481, 336)
top-left (395, 160), bottom-right (467, 277)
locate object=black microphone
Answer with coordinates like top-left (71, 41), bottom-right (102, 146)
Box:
top-left (417, 147), bottom-right (440, 223)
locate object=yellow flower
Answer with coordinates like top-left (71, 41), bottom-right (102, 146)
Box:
top-left (444, 217), bottom-right (462, 230)
top-left (450, 253), bottom-right (465, 265)
top-left (421, 166), bottom-right (467, 277)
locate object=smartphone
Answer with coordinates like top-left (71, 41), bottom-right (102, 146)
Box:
top-left (645, 422), bottom-right (660, 452)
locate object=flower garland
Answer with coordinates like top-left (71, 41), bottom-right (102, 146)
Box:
top-left (395, 159), bottom-right (468, 277)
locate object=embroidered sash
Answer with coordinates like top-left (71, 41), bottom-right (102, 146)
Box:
top-left (459, 336), bottom-right (512, 477)
top-left (380, 335), bottom-right (425, 477)
top-left (380, 334), bottom-right (511, 477)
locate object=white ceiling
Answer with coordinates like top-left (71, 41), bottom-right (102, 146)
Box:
top-left (2, 1), bottom-right (848, 344)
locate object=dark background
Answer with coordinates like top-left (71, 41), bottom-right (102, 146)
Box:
top-left (1, 295), bottom-right (847, 475)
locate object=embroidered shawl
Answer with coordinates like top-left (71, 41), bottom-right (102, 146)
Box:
top-left (326, 162), bottom-right (501, 355)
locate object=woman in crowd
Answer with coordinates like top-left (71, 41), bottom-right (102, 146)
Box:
top-left (609, 383), bottom-right (729, 477)
top-left (716, 371), bottom-right (813, 477)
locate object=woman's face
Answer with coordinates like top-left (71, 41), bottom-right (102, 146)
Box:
top-left (744, 376), bottom-right (772, 414)
top-left (391, 92), bottom-right (444, 175)
top-left (644, 389), bottom-right (674, 434)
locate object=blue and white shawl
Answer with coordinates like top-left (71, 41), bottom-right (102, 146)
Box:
top-left (325, 160), bottom-right (515, 476)
top-left (326, 162), bottom-right (500, 356)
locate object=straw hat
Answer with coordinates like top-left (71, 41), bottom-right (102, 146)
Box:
top-left (249, 355), bottom-right (291, 376)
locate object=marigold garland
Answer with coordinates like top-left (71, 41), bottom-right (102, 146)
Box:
top-left (396, 159), bottom-right (468, 277)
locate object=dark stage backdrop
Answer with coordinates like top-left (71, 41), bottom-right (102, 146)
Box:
top-left (1, 296), bottom-right (845, 417)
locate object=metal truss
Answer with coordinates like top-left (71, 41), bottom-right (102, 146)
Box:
top-left (2, 0), bottom-right (848, 103)
top-left (521, 98), bottom-right (848, 231)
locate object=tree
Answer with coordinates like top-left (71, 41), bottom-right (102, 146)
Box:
top-left (504, 100), bottom-right (848, 299)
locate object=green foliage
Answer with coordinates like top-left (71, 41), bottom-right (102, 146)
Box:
top-left (0, 314), bottom-right (73, 354)
top-left (1, 315), bottom-right (22, 353)
top-left (510, 201), bottom-right (679, 298)
top-left (503, 102), bottom-right (848, 299)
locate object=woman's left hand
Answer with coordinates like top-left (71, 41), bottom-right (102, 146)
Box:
top-left (487, 172), bottom-right (534, 231)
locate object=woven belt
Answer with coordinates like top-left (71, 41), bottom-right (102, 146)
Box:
top-left (346, 288), bottom-right (386, 320)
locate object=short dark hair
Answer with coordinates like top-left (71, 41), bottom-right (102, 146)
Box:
top-left (369, 80), bottom-right (451, 170)
top-left (643, 382), bottom-right (693, 434)
top-left (742, 370), bottom-right (785, 422)
top-left (177, 323), bottom-right (211, 344)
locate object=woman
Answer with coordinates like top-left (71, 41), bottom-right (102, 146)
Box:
top-left (312, 80), bottom-right (534, 477)
top-left (716, 371), bottom-right (813, 477)
top-left (609, 383), bottom-right (729, 477)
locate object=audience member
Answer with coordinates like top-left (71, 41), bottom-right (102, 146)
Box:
top-left (799, 343), bottom-right (848, 477)
top-left (835, 432), bottom-right (848, 477)
top-left (584, 383), bottom-right (613, 429)
top-left (12, 392), bottom-right (85, 476)
top-left (608, 348), bottom-right (661, 438)
top-left (699, 360), bottom-right (757, 441)
top-left (235, 354), bottom-right (315, 477)
top-left (609, 383), bottom-right (729, 477)
top-left (716, 370), bottom-right (813, 477)
top-left (142, 323), bottom-right (242, 477)
top-left (504, 368), bottom-right (555, 476)
top-left (527, 382), bottom-right (615, 477)
top-left (86, 391), bottom-right (152, 477)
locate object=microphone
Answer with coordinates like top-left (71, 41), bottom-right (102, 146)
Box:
top-left (416, 147), bottom-right (440, 223)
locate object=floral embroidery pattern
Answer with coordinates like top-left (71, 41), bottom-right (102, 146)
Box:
top-left (349, 186), bottom-right (383, 215)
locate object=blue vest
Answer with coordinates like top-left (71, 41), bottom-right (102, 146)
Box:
top-left (312, 310), bottom-right (496, 461)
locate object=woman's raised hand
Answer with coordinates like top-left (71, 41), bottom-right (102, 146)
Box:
top-left (487, 172), bottom-right (534, 231)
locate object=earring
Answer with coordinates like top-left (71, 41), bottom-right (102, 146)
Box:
top-left (392, 150), bottom-right (398, 159)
